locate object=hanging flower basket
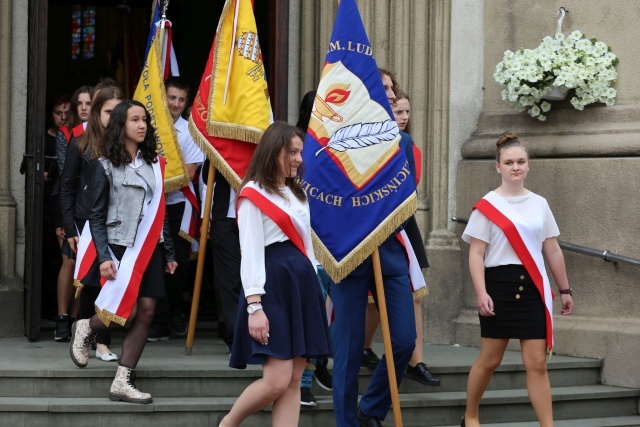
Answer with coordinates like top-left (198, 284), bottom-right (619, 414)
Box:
top-left (494, 30), bottom-right (619, 121)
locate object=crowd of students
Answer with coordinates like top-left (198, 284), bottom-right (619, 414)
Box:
top-left (38, 69), bottom-right (573, 426)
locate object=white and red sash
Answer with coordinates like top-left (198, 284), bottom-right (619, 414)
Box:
top-left (178, 182), bottom-right (201, 254)
top-left (72, 122), bottom-right (87, 138)
top-left (94, 158), bottom-right (166, 327)
top-left (473, 191), bottom-right (555, 351)
top-left (396, 230), bottom-right (427, 296)
top-left (237, 182), bottom-right (311, 260)
top-left (72, 222), bottom-right (97, 297)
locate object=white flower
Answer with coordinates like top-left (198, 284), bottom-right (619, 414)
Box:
top-left (540, 101), bottom-right (551, 112)
top-left (529, 105), bottom-right (541, 117)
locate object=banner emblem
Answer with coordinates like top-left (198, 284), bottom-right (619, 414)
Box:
top-left (309, 62), bottom-right (400, 189)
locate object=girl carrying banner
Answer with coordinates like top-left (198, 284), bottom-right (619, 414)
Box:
top-left (219, 122), bottom-right (330, 427)
top-left (460, 131), bottom-right (574, 427)
top-left (69, 101), bottom-right (177, 404)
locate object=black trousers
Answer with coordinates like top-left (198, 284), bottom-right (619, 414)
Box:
top-left (211, 218), bottom-right (242, 347)
top-left (152, 202), bottom-right (191, 328)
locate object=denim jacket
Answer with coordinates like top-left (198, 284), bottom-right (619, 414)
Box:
top-left (90, 157), bottom-right (175, 264)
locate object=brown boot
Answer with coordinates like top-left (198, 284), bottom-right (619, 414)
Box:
top-left (69, 319), bottom-right (97, 368)
top-left (109, 365), bottom-right (153, 404)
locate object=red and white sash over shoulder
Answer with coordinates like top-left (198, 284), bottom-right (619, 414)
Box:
top-left (473, 191), bottom-right (555, 352)
top-left (94, 158), bottom-right (166, 326)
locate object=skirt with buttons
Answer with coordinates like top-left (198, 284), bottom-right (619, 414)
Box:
top-left (479, 264), bottom-right (546, 340)
top-left (229, 241), bottom-right (331, 369)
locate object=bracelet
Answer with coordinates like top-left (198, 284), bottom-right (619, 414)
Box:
top-left (248, 301), bottom-right (262, 305)
top-left (558, 288), bottom-right (572, 296)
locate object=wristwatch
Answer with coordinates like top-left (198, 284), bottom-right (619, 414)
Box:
top-left (247, 303), bottom-right (263, 314)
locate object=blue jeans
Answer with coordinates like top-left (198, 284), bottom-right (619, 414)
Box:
top-left (301, 266), bottom-right (334, 388)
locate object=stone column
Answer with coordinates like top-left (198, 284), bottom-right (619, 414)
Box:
top-left (422, 0), bottom-right (462, 344)
top-left (0, 1), bottom-right (16, 279)
top-left (0, 0), bottom-right (24, 337)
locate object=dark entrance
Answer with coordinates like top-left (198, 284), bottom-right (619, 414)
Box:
top-left (25, 0), bottom-right (289, 339)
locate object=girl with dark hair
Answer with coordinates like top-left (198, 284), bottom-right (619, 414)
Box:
top-left (460, 131), bottom-right (573, 427)
top-left (218, 122), bottom-right (330, 427)
top-left (69, 100), bottom-right (177, 404)
top-left (59, 86), bottom-right (124, 361)
top-left (52, 85), bottom-right (94, 342)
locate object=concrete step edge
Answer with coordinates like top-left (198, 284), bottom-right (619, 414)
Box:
top-left (434, 415), bottom-right (640, 427)
top-left (0, 385), bottom-right (637, 412)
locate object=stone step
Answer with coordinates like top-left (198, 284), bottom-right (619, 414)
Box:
top-left (0, 360), bottom-right (602, 398)
top-left (0, 385), bottom-right (637, 427)
top-left (438, 416), bottom-right (640, 427)
top-left (0, 343), bottom-right (602, 398)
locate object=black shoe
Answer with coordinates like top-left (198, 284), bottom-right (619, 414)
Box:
top-left (216, 411), bottom-right (228, 426)
top-left (314, 359), bottom-right (332, 391)
top-left (357, 406), bottom-right (382, 427)
top-left (405, 362), bottom-right (440, 386)
top-left (361, 348), bottom-right (380, 369)
top-left (54, 314), bottom-right (71, 342)
top-left (170, 315), bottom-right (187, 336)
top-left (300, 387), bottom-right (317, 406)
top-left (147, 328), bottom-right (170, 342)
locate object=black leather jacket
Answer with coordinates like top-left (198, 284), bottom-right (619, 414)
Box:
top-left (59, 139), bottom-right (99, 237)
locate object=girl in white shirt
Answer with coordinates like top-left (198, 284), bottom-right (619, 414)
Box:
top-left (220, 122), bottom-right (330, 427)
top-left (460, 131), bottom-right (573, 427)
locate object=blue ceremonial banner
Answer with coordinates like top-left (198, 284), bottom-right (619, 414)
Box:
top-left (302, 0), bottom-right (417, 282)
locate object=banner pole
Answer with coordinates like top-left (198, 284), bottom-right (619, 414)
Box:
top-left (185, 163), bottom-right (216, 355)
top-left (372, 248), bottom-right (403, 426)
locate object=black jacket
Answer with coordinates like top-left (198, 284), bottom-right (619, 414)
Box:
top-left (59, 139), bottom-right (100, 238)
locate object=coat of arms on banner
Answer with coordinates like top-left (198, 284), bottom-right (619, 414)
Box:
top-left (309, 62), bottom-right (400, 190)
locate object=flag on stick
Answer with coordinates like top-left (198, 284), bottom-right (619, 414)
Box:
top-left (302, 0), bottom-right (418, 282)
top-left (134, 12), bottom-right (188, 192)
top-left (189, 0), bottom-right (272, 188)
top-left (145, 0), bottom-right (180, 80)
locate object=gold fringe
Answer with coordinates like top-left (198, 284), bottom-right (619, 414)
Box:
top-left (305, 361), bottom-right (316, 371)
top-left (73, 280), bottom-right (84, 300)
top-left (178, 230), bottom-right (194, 243)
top-left (95, 305), bottom-right (127, 328)
top-left (206, 122), bottom-right (263, 145)
top-left (189, 251), bottom-right (199, 262)
top-left (189, 117), bottom-right (244, 190)
top-left (412, 286), bottom-right (429, 300)
top-left (367, 295), bottom-right (375, 304)
top-left (313, 195), bottom-right (418, 283)
top-left (144, 35), bottom-right (189, 192)
top-left (164, 175), bottom-right (190, 193)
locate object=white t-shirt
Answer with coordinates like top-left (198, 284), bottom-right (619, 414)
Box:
top-left (166, 116), bottom-right (206, 205)
top-left (237, 186), bottom-right (317, 297)
top-left (461, 191), bottom-right (560, 267)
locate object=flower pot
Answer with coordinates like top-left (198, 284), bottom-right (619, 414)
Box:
top-left (543, 86), bottom-right (569, 101)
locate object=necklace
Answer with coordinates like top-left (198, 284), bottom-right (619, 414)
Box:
top-left (506, 194), bottom-right (530, 204)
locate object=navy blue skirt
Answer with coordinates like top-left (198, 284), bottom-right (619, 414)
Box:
top-left (229, 241), bottom-right (331, 369)
top-left (480, 265), bottom-right (546, 340)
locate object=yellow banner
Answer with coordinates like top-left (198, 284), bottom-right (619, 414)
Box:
top-left (134, 29), bottom-right (188, 192)
top-left (206, 0), bottom-right (271, 144)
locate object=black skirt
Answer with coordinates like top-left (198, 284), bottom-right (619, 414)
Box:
top-left (229, 241), bottom-right (331, 369)
top-left (108, 243), bottom-right (166, 298)
top-left (479, 264), bottom-right (546, 340)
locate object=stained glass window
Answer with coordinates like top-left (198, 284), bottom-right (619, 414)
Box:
top-left (71, 5), bottom-right (96, 60)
